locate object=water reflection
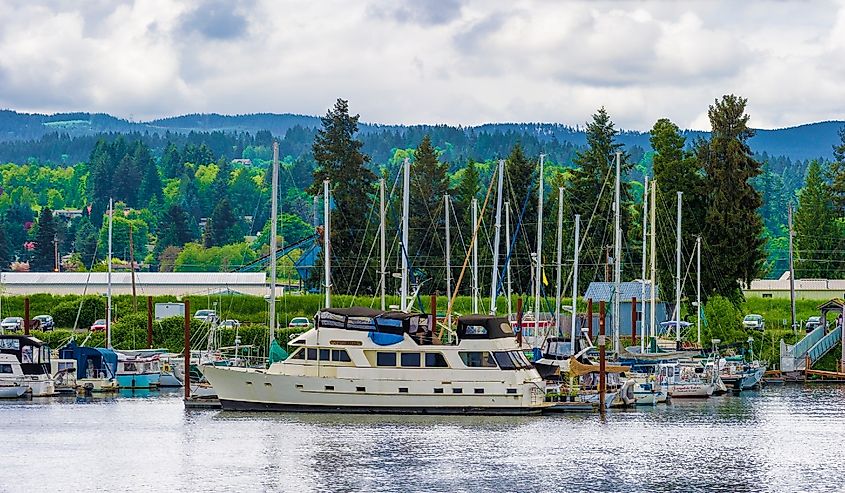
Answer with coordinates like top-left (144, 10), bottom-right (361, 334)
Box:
top-left (1, 385), bottom-right (843, 492)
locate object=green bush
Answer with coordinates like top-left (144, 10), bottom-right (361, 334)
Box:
top-left (51, 297), bottom-right (106, 329)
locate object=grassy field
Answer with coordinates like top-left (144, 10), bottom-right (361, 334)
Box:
top-left (1, 293), bottom-right (838, 369)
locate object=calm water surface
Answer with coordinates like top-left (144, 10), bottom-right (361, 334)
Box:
top-left (1, 385), bottom-right (844, 492)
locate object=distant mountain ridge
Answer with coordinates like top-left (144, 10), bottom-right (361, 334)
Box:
top-left (0, 109), bottom-right (842, 161)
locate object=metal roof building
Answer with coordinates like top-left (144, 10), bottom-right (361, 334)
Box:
top-left (0, 272), bottom-right (267, 296)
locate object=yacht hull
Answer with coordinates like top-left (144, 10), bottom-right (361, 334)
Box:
top-left (204, 365), bottom-right (548, 415)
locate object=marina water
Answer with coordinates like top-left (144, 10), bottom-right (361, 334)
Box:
top-left (1, 385), bottom-right (843, 492)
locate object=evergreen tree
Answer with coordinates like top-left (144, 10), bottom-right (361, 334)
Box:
top-left (409, 135), bottom-right (450, 286)
top-left (700, 95), bottom-right (766, 300)
top-left (204, 198), bottom-right (240, 247)
top-left (650, 118), bottom-right (705, 302)
top-left (137, 143), bottom-right (163, 207)
top-left (74, 216), bottom-right (98, 269)
top-left (566, 107), bottom-right (632, 291)
top-left (113, 153), bottom-right (141, 207)
top-left (452, 159), bottom-right (480, 295)
top-left (307, 99), bottom-right (377, 294)
top-left (161, 142), bottom-right (184, 179)
top-left (157, 204), bottom-right (194, 250)
top-left (831, 126), bottom-right (845, 215)
top-left (87, 139), bottom-right (114, 226)
top-left (794, 160), bottom-right (843, 278)
top-left (505, 143), bottom-right (538, 294)
top-left (32, 207), bottom-right (57, 271)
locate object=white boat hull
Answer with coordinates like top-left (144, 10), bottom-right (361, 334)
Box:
top-left (669, 383), bottom-right (713, 398)
top-left (0, 384), bottom-right (27, 398)
top-left (203, 365), bottom-right (548, 414)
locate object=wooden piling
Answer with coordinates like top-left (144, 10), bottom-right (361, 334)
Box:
top-left (587, 298), bottom-right (593, 341)
top-left (631, 296), bottom-right (638, 346)
top-left (24, 297), bottom-right (30, 335)
top-left (184, 299), bottom-right (191, 400)
top-left (146, 296), bottom-right (153, 348)
top-left (516, 297), bottom-right (523, 346)
top-left (599, 300), bottom-right (606, 414)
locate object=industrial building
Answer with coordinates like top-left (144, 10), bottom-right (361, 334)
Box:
top-left (0, 272), bottom-right (268, 296)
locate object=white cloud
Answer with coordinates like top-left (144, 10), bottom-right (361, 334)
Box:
top-left (0, 0), bottom-right (843, 130)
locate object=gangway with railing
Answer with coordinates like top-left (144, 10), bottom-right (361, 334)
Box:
top-left (806, 326), bottom-right (842, 368)
top-left (780, 326), bottom-right (824, 372)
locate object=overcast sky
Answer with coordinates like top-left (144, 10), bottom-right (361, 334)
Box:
top-left (1, 0), bottom-right (844, 130)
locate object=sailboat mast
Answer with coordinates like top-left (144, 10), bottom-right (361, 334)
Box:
top-left (269, 142), bottom-right (279, 340)
top-left (505, 201), bottom-right (513, 319)
top-left (641, 176), bottom-right (648, 353)
top-left (445, 194), bottom-right (452, 328)
top-left (471, 198), bottom-right (479, 313)
top-left (489, 159), bottom-right (504, 315)
top-left (323, 180), bottom-right (331, 308)
top-left (649, 181), bottom-right (657, 347)
top-left (613, 151), bottom-right (621, 354)
top-left (696, 235), bottom-right (701, 346)
top-left (379, 178), bottom-right (386, 311)
top-left (107, 197), bottom-right (113, 349)
top-left (675, 191), bottom-right (683, 344)
top-left (788, 202), bottom-right (797, 331)
top-left (534, 154), bottom-right (545, 334)
top-left (554, 187), bottom-right (563, 335)
top-left (401, 157), bottom-right (410, 311)
top-left (571, 214), bottom-right (580, 356)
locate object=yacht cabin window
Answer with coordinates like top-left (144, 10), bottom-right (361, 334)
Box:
top-left (463, 325), bottom-right (488, 336)
top-left (459, 351), bottom-right (497, 368)
top-left (290, 349), bottom-right (305, 360)
top-left (400, 352), bottom-right (421, 367)
top-left (424, 353), bottom-right (448, 368)
top-left (331, 350), bottom-right (351, 362)
top-left (307, 348), bottom-right (317, 360)
top-left (376, 352), bottom-right (397, 367)
top-left (0, 363), bottom-right (13, 373)
top-left (319, 349), bottom-right (330, 361)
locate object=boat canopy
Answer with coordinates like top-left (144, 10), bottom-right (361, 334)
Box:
top-left (456, 315), bottom-right (514, 340)
top-left (59, 340), bottom-right (118, 379)
top-left (568, 357), bottom-right (630, 377)
top-left (316, 308), bottom-right (429, 335)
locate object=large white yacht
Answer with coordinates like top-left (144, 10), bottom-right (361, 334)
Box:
top-left (202, 308), bottom-right (549, 414)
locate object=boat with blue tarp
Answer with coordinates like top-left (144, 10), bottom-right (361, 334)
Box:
top-left (59, 341), bottom-right (118, 392)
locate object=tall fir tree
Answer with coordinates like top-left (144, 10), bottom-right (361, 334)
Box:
top-left (566, 107), bottom-right (632, 291)
top-left (308, 99), bottom-right (377, 294)
top-left (650, 118), bottom-right (705, 302)
top-left (74, 216), bottom-right (99, 269)
top-left (32, 207), bottom-right (57, 271)
top-left (700, 95), bottom-right (766, 300)
top-left (161, 142), bottom-right (184, 179)
top-left (831, 126), bottom-right (845, 215)
top-left (794, 160), bottom-right (843, 278)
top-left (87, 139), bottom-right (114, 226)
top-left (137, 142), bottom-right (163, 207)
top-left (204, 198), bottom-right (240, 247)
top-left (113, 153), bottom-right (141, 207)
top-left (452, 158), bottom-right (481, 295)
top-left (0, 221), bottom-right (10, 271)
top-left (504, 143), bottom-right (538, 294)
top-left (409, 135), bottom-right (450, 288)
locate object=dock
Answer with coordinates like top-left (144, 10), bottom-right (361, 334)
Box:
top-left (183, 396), bottom-right (222, 409)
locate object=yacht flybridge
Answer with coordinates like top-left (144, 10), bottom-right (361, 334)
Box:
top-left (202, 308), bottom-right (549, 414)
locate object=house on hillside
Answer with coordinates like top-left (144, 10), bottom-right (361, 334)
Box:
top-left (583, 281), bottom-right (669, 336)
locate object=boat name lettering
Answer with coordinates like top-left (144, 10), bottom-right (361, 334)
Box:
top-left (329, 340), bottom-right (363, 346)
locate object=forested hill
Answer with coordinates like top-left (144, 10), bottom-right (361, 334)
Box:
top-left (1, 109), bottom-right (843, 162)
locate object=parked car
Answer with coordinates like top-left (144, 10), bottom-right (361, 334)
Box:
top-left (806, 316), bottom-right (827, 333)
top-left (220, 319), bottom-right (241, 329)
top-left (288, 317), bottom-right (312, 329)
top-left (90, 319), bottom-right (107, 332)
top-left (33, 315), bottom-right (54, 331)
top-left (1, 317), bottom-right (23, 332)
top-left (742, 314), bottom-right (765, 331)
top-left (193, 309), bottom-right (218, 323)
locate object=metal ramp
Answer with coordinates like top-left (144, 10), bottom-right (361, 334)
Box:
top-left (780, 327), bottom-right (824, 372)
top-left (807, 327), bottom-right (842, 368)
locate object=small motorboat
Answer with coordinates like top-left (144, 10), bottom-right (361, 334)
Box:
top-left (0, 380), bottom-right (27, 398)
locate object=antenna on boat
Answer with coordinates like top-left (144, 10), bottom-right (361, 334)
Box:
top-left (641, 176), bottom-right (648, 354)
top-left (489, 159), bottom-right (504, 315)
top-left (675, 191), bottom-right (683, 346)
top-left (269, 142), bottom-right (279, 343)
top-left (401, 157), bottom-right (410, 312)
top-left (323, 179), bottom-right (331, 309)
top-left (534, 154), bottom-right (545, 338)
top-left (107, 197), bottom-right (113, 349)
top-left (613, 151), bottom-right (621, 354)
top-left (571, 214), bottom-right (580, 356)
